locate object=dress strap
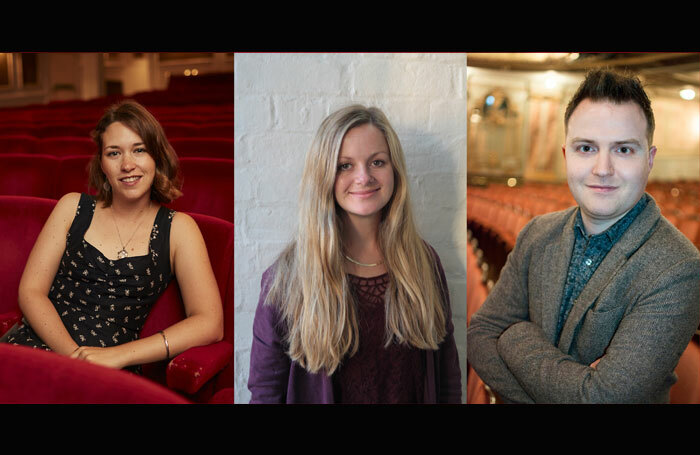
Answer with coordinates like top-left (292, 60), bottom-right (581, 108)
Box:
top-left (66, 193), bottom-right (97, 247)
top-left (148, 206), bottom-right (176, 277)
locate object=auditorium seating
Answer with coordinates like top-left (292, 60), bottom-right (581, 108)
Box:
top-left (168, 158), bottom-right (234, 222)
top-left (466, 231), bottom-right (489, 327)
top-left (0, 74), bottom-right (234, 226)
top-left (466, 230), bottom-right (493, 404)
top-left (468, 181), bottom-right (700, 260)
top-left (670, 338), bottom-right (700, 404)
top-left (0, 135), bottom-right (38, 154)
top-left (0, 195), bottom-right (233, 403)
top-left (36, 137), bottom-right (96, 156)
top-left (0, 154), bottom-right (233, 223)
top-left (170, 137), bottom-right (234, 159)
top-left (0, 154), bottom-right (58, 199)
top-left (0, 196), bottom-right (56, 335)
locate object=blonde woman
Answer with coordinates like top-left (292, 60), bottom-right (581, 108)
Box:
top-left (248, 105), bottom-right (462, 403)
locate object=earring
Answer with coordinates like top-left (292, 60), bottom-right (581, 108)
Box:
top-left (103, 181), bottom-right (111, 192)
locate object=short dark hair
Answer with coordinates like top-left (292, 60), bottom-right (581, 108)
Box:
top-left (564, 68), bottom-right (655, 145)
top-left (89, 100), bottom-right (182, 207)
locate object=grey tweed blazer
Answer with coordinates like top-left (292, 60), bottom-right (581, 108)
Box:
top-left (467, 194), bottom-right (700, 403)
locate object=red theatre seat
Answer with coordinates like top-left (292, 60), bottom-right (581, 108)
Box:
top-left (0, 135), bottom-right (39, 155)
top-left (55, 155), bottom-right (94, 197)
top-left (170, 137), bottom-right (234, 159)
top-left (0, 196), bottom-right (233, 403)
top-left (670, 339), bottom-right (700, 404)
top-left (467, 365), bottom-right (490, 404)
top-left (0, 123), bottom-right (34, 136)
top-left (169, 158), bottom-right (234, 223)
top-left (163, 122), bottom-right (234, 139)
top-left (34, 123), bottom-right (93, 139)
top-left (0, 154), bottom-right (58, 199)
top-left (0, 196), bottom-right (57, 334)
top-left (37, 137), bottom-right (96, 157)
top-left (0, 344), bottom-right (189, 404)
top-left (140, 211), bottom-right (234, 402)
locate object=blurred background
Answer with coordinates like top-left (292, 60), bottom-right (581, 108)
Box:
top-left (0, 52), bottom-right (234, 106)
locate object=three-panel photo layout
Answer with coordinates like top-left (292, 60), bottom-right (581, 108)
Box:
top-left (0, 52), bottom-right (698, 404)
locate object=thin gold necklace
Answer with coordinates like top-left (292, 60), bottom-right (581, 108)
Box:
top-left (344, 254), bottom-right (384, 267)
top-left (110, 201), bottom-right (152, 259)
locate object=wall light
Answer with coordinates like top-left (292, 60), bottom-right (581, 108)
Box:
top-left (680, 88), bottom-right (696, 100)
top-left (544, 70), bottom-right (558, 89)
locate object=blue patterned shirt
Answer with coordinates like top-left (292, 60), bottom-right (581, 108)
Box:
top-left (554, 194), bottom-right (649, 344)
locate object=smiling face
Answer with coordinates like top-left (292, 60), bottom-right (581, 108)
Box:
top-left (334, 123), bottom-right (395, 224)
top-left (564, 99), bottom-right (656, 234)
top-left (100, 121), bottom-right (156, 203)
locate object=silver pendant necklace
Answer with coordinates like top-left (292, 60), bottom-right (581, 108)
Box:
top-left (111, 201), bottom-right (152, 259)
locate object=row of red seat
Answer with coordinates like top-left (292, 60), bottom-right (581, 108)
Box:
top-left (466, 234), bottom-right (492, 404)
top-left (0, 154), bottom-right (233, 223)
top-left (0, 73), bottom-right (234, 117)
top-left (0, 121), bottom-right (234, 139)
top-left (467, 234), bottom-right (489, 327)
top-left (0, 195), bottom-right (233, 403)
top-left (0, 135), bottom-right (233, 160)
top-left (468, 183), bottom-right (700, 250)
top-left (0, 110), bottom-right (233, 125)
top-left (0, 104), bottom-right (233, 123)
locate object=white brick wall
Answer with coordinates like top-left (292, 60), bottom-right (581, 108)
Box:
top-left (234, 53), bottom-right (467, 403)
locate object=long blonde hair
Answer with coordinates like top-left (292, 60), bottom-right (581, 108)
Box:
top-left (265, 105), bottom-right (447, 375)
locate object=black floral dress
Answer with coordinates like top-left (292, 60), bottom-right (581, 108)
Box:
top-left (2, 194), bottom-right (175, 372)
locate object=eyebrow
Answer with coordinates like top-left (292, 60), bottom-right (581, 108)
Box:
top-left (338, 150), bottom-right (390, 160)
top-left (570, 138), bottom-right (643, 147)
top-left (104, 142), bottom-right (145, 150)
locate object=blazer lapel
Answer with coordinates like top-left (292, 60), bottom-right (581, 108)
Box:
top-left (538, 209), bottom-right (577, 344)
top-left (557, 194), bottom-right (661, 353)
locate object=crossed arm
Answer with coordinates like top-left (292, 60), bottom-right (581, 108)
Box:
top-left (467, 223), bottom-right (700, 403)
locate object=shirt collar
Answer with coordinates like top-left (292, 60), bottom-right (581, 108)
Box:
top-left (574, 193), bottom-right (649, 242)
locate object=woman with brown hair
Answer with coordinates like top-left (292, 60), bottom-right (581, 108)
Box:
top-left (1, 100), bottom-right (223, 372)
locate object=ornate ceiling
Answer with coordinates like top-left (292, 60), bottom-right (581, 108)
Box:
top-left (467, 53), bottom-right (699, 87)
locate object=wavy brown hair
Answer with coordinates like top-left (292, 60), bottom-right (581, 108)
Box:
top-left (265, 105), bottom-right (447, 375)
top-left (89, 100), bottom-right (182, 207)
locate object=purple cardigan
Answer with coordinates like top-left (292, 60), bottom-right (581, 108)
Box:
top-left (248, 248), bottom-right (463, 404)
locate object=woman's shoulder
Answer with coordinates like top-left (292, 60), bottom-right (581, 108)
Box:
top-left (56, 192), bottom-right (83, 210)
top-left (170, 210), bottom-right (197, 230)
top-left (51, 192), bottom-right (85, 226)
top-left (168, 211), bottom-right (203, 243)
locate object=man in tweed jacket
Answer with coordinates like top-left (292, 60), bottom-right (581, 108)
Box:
top-left (467, 69), bottom-right (700, 403)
